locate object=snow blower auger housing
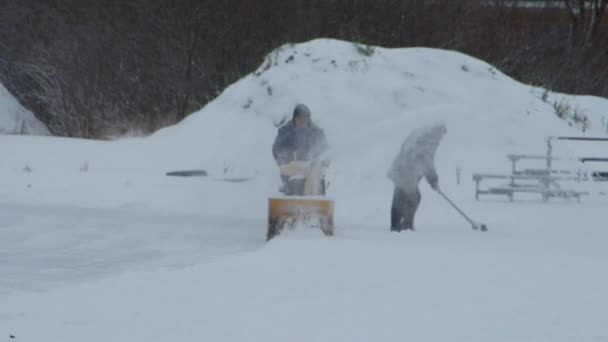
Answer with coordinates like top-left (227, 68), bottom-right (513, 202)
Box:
top-left (266, 161), bottom-right (334, 240)
top-left (267, 196), bottom-right (334, 240)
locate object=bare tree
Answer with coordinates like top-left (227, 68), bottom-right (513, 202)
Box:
top-left (1, 0), bottom-right (607, 138)
top-left (564, 0), bottom-right (608, 47)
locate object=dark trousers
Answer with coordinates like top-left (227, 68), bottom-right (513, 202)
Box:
top-left (391, 186), bottom-right (421, 231)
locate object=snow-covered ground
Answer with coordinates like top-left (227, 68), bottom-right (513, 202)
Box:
top-left (0, 84), bottom-right (50, 135)
top-left (1, 39), bottom-right (607, 341)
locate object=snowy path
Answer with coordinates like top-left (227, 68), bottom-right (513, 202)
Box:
top-left (2, 194), bottom-right (605, 296)
top-left (2, 199), bottom-right (607, 342)
top-left (0, 201), bottom-right (265, 295)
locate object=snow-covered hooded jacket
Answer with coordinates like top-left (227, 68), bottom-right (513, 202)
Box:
top-left (387, 122), bottom-right (447, 192)
top-left (272, 120), bottom-right (329, 165)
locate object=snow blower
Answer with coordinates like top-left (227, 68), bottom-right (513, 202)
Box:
top-left (267, 160), bottom-right (334, 240)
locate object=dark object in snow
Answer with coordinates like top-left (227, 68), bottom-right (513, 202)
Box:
top-left (166, 169), bottom-right (257, 183)
top-left (213, 176), bottom-right (256, 183)
top-left (438, 189), bottom-right (488, 232)
top-left (10, 335), bottom-right (15, 339)
top-left (165, 170), bottom-right (208, 177)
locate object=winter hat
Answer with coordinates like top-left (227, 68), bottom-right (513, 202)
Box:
top-left (293, 104), bottom-right (311, 118)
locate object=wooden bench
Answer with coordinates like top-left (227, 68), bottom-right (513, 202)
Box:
top-left (472, 173), bottom-right (585, 202)
top-left (472, 149), bottom-right (602, 202)
top-left (581, 159), bottom-right (608, 182)
top-left (592, 171), bottom-right (608, 181)
top-left (513, 168), bottom-right (574, 176)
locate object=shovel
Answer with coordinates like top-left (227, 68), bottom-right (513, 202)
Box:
top-left (437, 189), bottom-right (488, 231)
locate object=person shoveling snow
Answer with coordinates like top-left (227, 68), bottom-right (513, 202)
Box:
top-left (387, 122), bottom-right (447, 232)
top-left (388, 122), bottom-right (488, 232)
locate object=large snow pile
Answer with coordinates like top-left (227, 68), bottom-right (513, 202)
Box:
top-left (1, 39), bottom-right (607, 342)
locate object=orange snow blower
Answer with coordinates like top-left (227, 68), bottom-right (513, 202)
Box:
top-left (267, 160), bottom-right (334, 240)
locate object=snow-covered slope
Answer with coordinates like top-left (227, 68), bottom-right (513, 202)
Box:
top-left (0, 83), bottom-right (50, 135)
top-left (1, 39), bottom-right (607, 342)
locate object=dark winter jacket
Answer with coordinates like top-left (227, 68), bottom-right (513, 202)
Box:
top-left (387, 123), bottom-right (447, 192)
top-left (272, 120), bottom-right (329, 165)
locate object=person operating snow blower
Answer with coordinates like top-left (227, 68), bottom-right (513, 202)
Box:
top-left (272, 104), bottom-right (330, 196)
top-left (266, 104), bottom-right (334, 241)
top-left (387, 122), bottom-right (447, 232)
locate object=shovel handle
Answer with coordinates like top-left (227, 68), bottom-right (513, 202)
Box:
top-left (437, 190), bottom-right (477, 227)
